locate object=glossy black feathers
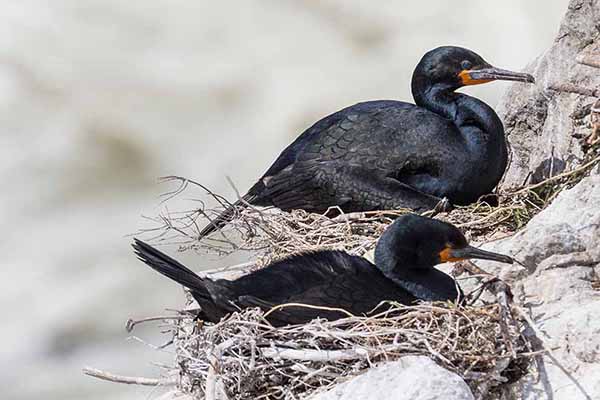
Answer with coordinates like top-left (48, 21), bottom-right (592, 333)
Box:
top-left (132, 215), bottom-right (479, 326)
top-left (198, 46), bottom-right (515, 239)
top-left (133, 241), bottom-right (417, 326)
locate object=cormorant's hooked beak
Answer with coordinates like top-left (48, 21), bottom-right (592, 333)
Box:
top-left (440, 245), bottom-right (514, 264)
top-left (459, 67), bottom-right (535, 86)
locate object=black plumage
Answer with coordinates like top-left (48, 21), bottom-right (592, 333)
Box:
top-left (133, 214), bottom-right (513, 326)
top-left (199, 46), bottom-right (534, 239)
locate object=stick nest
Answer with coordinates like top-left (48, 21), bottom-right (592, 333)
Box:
top-left (132, 152), bottom-right (600, 400)
top-left (147, 153), bottom-right (600, 266)
top-left (172, 300), bottom-right (530, 400)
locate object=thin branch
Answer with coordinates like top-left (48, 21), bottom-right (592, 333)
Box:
top-left (126, 315), bottom-right (189, 333)
top-left (262, 345), bottom-right (370, 362)
top-left (547, 83), bottom-right (600, 97)
top-left (205, 339), bottom-right (235, 400)
top-left (159, 175), bottom-right (233, 209)
top-left (515, 307), bottom-right (593, 400)
top-left (263, 303), bottom-right (356, 319)
top-left (82, 367), bottom-right (177, 386)
top-left (577, 53), bottom-right (600, 69)
top-left (513, 154), bottom-right (600, 194)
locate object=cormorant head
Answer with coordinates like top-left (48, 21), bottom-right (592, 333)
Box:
top-left (375, 214), bottom-right (513, 272)
top-left (412, 46), bottom-right (534, 92)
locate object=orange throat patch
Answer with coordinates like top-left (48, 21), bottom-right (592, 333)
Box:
top-left (439, 246), bottom-right (464, 263)
top-left (458, 70), bottom-right (492, 86)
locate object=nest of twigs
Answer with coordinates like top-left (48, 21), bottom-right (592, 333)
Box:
top-left (146, 153), bottom-right (600, 267)
top-left (121, 153), bottom-right (600, 400)
top-left (172, 297), bottom-right (531, 400)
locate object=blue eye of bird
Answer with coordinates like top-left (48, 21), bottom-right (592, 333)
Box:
top-left (460, 60), bottom-right (473, 70)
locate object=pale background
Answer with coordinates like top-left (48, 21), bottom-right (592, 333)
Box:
top-left (0, 1), bottom-right (568, 399)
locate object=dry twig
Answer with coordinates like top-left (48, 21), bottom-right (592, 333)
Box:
top-left (139, 150), bottom-right (600, 265)
top-left (82, 367), bottom-right (177, 387)
top-left (122, 129), bottom-right (600, 399)
top-left (548, 83), bottom-right (600, 98)
top-left (170, 298), bottom-right (532, 400)
top-left (576, 50), bottom-right (600, 69)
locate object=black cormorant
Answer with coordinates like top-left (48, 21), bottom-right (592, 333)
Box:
top-left (133, 214), bottom-right (513, 326)
top-left (198, 46), bottom-right (534, 239)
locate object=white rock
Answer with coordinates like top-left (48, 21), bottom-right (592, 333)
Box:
top-left (309, 356), bottom-right (474, 400)
top-left (497, 0), bottom-right (600, 187)
top-left (472, 175), bottom-right (600, 399)
top-left (0, 1), bottom-right (573, 399)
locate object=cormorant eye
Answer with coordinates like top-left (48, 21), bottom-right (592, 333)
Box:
top-left (460, 60), bottom-right (473, 70)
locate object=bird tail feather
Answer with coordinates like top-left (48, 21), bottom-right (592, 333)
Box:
top-left (197, 192), bottom-right (258, 239)
top-left (132, 239), bottom-right (210, 297)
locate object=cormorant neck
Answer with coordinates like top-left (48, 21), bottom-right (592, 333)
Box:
top-left (374, 222), bottom-right (423, 278)
top-left (411, 79), bottom-right (507, 200)
top-left (411, 81), bottom-right (459, 121)
top-left (411, 78), bottom-right (504, 140)
top-left (452, 93), bottom-right (504, 143)
top-left (374, 223), bottom-right (459, 302)
top-left (388, 272), bottom-right (460, 302)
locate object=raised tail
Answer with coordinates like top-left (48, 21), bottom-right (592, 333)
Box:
top-left (197, 191), bottom-right (259, 240)
top-left (132, 239), bottom-right (233, 322)
top-left (133, 238), bottom-right (207, 291)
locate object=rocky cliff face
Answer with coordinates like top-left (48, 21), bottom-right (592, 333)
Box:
top-left (474, 175), bottom-right (600, 400)
top-left (304, 1), bottom-right (600, 399)
top-left (498, 0), bottom-right (600, 187)
top-left (305, 173), bottom-right (600, 400)
top-left (0, 2), bottom-right (570, 400)
top-left (489, 4), bottom-right (600, 395)
top-left (309, 357), bottom-right (474, 400)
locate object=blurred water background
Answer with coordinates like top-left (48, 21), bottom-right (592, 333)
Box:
top-left (0, 1), bottom-right (568, 399)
